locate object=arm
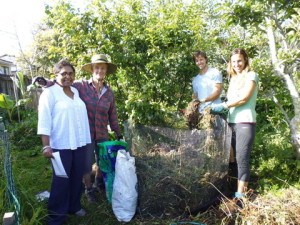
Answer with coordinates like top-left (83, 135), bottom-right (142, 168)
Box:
top-left (34, 77), bottom-right (83, 91)
top-left (202, 83), bottom-right (222, 102)
top-left (72, 79), bottom-right (84, 91)
top-left (108, 94), bottom-right (122, 138)
top-left (37, 90), bottom-right (54, 158)
top-left (226, 81), bottom-right (256, 108)
top-left (41, 135), bottom-right (54, 158)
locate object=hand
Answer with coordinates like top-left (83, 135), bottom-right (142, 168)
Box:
top-left (42, 147), bottom-right (54, 158)
top-left (117, 135), bottom-right (126, 142)
top-left (199, 99), bottom-right (206, 104)
top-left (210, 103), bottom-right (228, 114)
top-left (32, 76), bottom-right (47, 87)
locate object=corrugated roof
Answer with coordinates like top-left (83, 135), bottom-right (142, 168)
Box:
top-left (0, 59), bottom-right (14, 65)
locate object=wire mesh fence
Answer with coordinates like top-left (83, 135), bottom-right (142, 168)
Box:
top-left (0, 117), bottom-right (21, 225)
top-left (124, 116), bottom-right (232, 218)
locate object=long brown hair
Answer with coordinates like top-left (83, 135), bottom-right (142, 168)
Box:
top-left (227, 48), bottom-right (250, 77)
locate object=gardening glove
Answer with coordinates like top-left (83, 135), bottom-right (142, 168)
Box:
top-left (210, 103), bottom-right (228, 115)
top-left (32, 76), bottom-right (47, 87)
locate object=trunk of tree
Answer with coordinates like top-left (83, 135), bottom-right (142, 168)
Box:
top-left (266, 16), bottom-right (300, 158)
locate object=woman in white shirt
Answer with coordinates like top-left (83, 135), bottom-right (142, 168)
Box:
top-left (38, 59), bottom-right (91, 225)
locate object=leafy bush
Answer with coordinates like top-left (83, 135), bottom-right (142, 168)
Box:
top-left (8, 110), bottom-right (41, 152)
top-left (251, 98), bottom-right (299, 191)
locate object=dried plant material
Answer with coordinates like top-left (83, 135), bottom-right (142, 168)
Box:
top-left (197, 107), bottom-right (216, 130)
top-left (185, 99), bottom-right (202, 130)
top-left (124, 120), bottom-right (232, 218)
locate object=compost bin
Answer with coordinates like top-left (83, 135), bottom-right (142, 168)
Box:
top-left (124, 116), bottom-right (231, 218)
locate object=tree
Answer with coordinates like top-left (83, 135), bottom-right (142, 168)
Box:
top-left (36, 0), bottom-right (229, 125)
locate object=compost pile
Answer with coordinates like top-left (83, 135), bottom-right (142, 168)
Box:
top-left (124, 117), bottom-right (231, 218)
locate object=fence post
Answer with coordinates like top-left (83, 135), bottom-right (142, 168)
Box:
top-left (3, 212), bottom-right (15, 225)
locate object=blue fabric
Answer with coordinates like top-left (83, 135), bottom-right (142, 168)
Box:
top-left (97, 141), bottom-right (128, 203)
top-left (235, 192), bottom-right (245, 198)
top-left (48, 146), bottom-right (86, 225)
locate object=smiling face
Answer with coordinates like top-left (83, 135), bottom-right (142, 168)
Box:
top-left (231, 53), bottom-right (246, 75)
top-left (92, 63), bottom-right (108, 81)
top-left (195, 56), bottom-right (208, 71)
top-left (55, 66), bottom-right (75, 87)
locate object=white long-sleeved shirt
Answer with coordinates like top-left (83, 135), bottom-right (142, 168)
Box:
top-left (37, 83), bottom-right (91, 150)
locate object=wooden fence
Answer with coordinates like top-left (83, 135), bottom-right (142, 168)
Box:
top-left (0, 74), bottom-right (41, 109)
top-left (0, 74), bottom-right (17, 99)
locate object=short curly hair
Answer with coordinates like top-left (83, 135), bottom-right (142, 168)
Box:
top-left (53, 59), bottom-right (75, 75)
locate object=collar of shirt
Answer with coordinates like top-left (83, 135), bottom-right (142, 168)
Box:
top-left (88, 78), bottom-right (107, 98)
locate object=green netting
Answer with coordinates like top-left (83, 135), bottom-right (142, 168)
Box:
top-left (1, 118), bottom-right (21, 225)
top-left (124, 116), bottom-right (231, 218)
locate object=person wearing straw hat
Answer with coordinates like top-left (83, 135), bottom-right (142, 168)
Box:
top-left (79, 54), bottom-right (122, 203)
top-left (34, 54), bottom-right (123, 204)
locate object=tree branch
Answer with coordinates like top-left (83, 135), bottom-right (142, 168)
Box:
top-left (270, 90), bottom-right (291, 124)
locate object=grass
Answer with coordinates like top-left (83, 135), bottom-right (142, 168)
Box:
top-left (7, 143), bottom-right (300, 225)
top-left (1, 110), bottom-right (299, 225)
top-left (7, 144), bottom-right (216, 225)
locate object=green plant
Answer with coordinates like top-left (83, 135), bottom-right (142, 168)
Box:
top-left (8, 110), bottom-right (41, 151)
top-left (0, 94), bottom-right (31, 122)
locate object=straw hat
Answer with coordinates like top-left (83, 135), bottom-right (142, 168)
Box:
top-left (82, 54), bottom-right (117, 75)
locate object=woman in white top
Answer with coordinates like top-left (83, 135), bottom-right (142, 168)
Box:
top-left (211, 48), bottom-right (259, 200)
top-left (38, 59), bottom-right (91, 225)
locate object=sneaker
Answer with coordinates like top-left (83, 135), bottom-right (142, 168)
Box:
top-left (74, 208), bottom-right (86, 216)
top-left (85, 189), bottom-right (97, 204)
top-left (93, 178), bottom-right (105, 193)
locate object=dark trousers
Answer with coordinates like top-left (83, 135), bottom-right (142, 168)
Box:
top-left (48, 146), bottom-right (86, 225)
top-left (229, 123), bottom-right (256, 182)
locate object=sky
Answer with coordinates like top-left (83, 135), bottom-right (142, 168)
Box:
top-left (0, 0), bottom-right (86, 60)
top-left (0, 0), bottom-right (49, 58)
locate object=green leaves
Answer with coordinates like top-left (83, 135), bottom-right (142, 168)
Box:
top-left (0, 94), bottom-right (31, 121)
top-left (0, 94), bottom-right (15, 110)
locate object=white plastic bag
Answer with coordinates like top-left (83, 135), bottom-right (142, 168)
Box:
top-left (112, 150), bottom-right (138, 222)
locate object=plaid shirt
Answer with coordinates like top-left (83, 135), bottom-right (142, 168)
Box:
top-left (73, 78), bottom-right (121, 140)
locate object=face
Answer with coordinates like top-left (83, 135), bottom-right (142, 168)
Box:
top-left (55, 66), bottom-right (75, 87)
top-left (92, 63), bottom-right (108, 81)
top-left (195, 56), bottom-right (207, 70)
top-left (231, 54), bottom-right (246, 74)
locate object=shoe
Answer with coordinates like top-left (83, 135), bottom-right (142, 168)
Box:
top-left (93, 178), bottom-right (105, 193)
top-left (74, 208), bottom-right (86, 216)
top-left (85, 188), bottom-right (97, 204)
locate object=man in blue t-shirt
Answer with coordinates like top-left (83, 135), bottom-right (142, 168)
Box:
top-left (192, 50), bottom-right (223, 113)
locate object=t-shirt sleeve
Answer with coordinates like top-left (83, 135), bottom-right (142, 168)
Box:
top-left (247, 72), bottom-right (259, 83)
top-left (213, 69), bottom-right (223, 84)
top-left (192, 77), bottom-right (197, 93)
